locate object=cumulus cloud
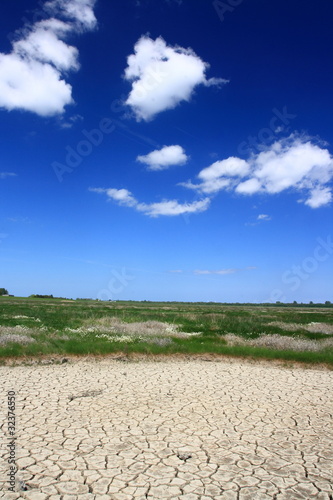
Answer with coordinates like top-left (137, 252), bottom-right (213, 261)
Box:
top-left (136, 145), bottom-right (188, 171)
top-left (89, 188), bottom-right (137, 207)
top-left (124, 35), bottom-right (227, 121)
top-left (198, 157), bottom-right (249, 181)
top-left (44, 0), bottom-right (97, 30)
top-left (181, 135), bottom-right (333, 208)
top-left (136, 198), bottom-right (210, 217)
top-left (235, 178), bottom-right (261, 195)
top-left (0, 0), bottom-right (97, 116)
top-left (90, 187), bottom-right (210, 217)
top-left (304, 187), bottom-right (332, 208)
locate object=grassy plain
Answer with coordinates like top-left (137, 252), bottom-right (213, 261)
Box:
top-left (0, 296), bottom-right (333, 365)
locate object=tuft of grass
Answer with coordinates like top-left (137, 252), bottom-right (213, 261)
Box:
top-left (224, 333), bottom-right (333, 352)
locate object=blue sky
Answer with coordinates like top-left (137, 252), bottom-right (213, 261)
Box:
top-left (0, 0), bottom-right (332, 302)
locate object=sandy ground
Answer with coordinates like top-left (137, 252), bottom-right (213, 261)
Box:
top-left (0, 356), bottom-right (332, 499)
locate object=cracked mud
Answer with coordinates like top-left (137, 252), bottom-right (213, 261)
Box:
top-left (1, 358), bottom-right (332, 499)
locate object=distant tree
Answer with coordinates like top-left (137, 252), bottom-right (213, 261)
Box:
top-left (0, 288), bottom-right (8, 296)
top-left (325, 301), bottom-right (332, 305)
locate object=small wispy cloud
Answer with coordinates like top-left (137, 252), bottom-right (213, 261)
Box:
top-left (90, 187), bottom-right (210, 217)
top-left (6, 216), bottom-right (31, 223)
top-left (168, 269), bottom-right (183, 273)
top-left (194, 269), bottom-right (237, 275)
top-left (257, 214), bottom-right (271, 221)
top-left (90, 187), bottom-right (138, 207)
top-left (137, 145), bottom-right (188, 171)
top-left (0, 172), bottom-right (16, 179)
top-left (194, 267), bottom-right (256, 275)
top-left (59, 113), bottom-right (83, 129)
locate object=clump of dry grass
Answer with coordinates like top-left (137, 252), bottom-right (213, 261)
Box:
top-left (305, 322), bottom-right (333, 334)
top-left (224, 333), bottom-right (333, 352)
top-left (74, 317), bottom-right (201, 339)
top-left (268, 321), bottom-right (333, 335)
top-left (0, 326), bottom-right (37, 345)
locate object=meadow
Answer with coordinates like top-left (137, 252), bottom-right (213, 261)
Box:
top-left (0, 296), bottom-right (333, 366)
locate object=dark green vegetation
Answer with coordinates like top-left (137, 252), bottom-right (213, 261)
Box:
top-left (0, 296), bottom-right (333, 365)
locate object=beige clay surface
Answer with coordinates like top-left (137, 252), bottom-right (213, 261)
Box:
top-left (0, 357), bottom-right (332, 499)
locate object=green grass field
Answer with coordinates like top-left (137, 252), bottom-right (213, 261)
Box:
top-left (1, 296), bottom-right (333, 366)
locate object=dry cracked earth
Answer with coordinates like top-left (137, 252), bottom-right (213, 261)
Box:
top-left (0, 357), bottom-right (332, 500)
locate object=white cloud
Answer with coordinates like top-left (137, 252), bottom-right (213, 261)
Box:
top-left (124, 35), bottom-right (227, 121)
top-left (180, 178), bottom-right (231, 195)
top-left (235, 178), bottom-right (261, 194)
top-left (59, 113), bottom-right (83, 128)
top-left (105, 188), bottom-right (138, 207)
top-left (194, 269), bottom-right (237, 275)
top-left (304, 187), bottom-right (332, 208)
top-left (0, 54), bottom-right (73, 116)
top-left (194, 267), bottom-right (256, 275)
top-left (137, 198), bottom-right (210, 217)
top-left (198, 157), bottom-right (249, 181)
top-left (0, 172), bottom-right (16, 179)
top-left (14, 19), bottom-right (79, 71)
top-left (7, 216), bottom-right (31, 223)
top-left (137, 145), bottom-right (188, 171)
top-left (90, 187), bottom-right (210, 217)
top-left (44, 0), bottom-right (97, 30)
top-left (253, 139), bottom-right (333, 195)
top-left (0, 0), bottom-right (97, 116)
top-left (181, 135), bottom-right (333, 208)
top-left (257, 214), bottom-right (271, 221)
top-left (89, 187), bottom-right (137, 207)
top-left (179, 157), bottom-right (249, 194)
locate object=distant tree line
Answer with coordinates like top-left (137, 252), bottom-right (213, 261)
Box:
top-left (29, 294), bottom-right (54, 299)
top-left (0, 288), bottom-right (8, 295)
top-left (103, 299), bottom-right (333, 307)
